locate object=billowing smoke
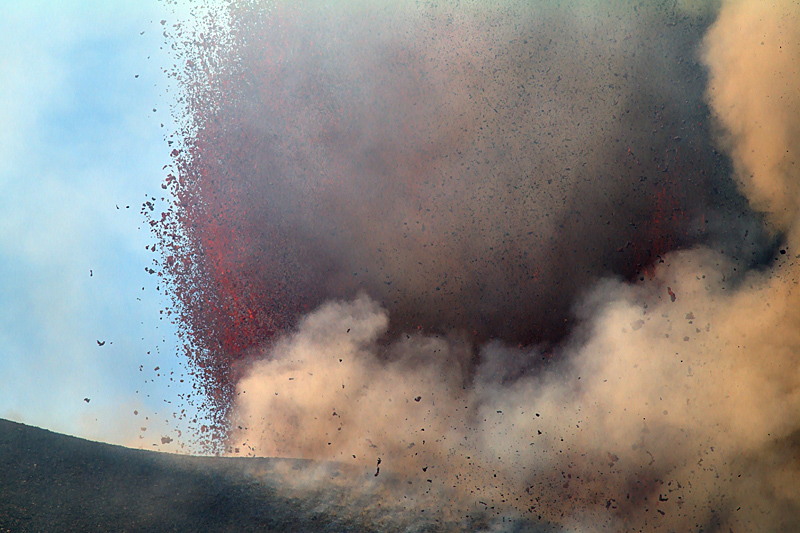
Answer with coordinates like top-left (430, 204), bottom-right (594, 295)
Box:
top-left (704, 0), bottom-right (800, 235)
top-left (156, 0), bottom-right (800, 530)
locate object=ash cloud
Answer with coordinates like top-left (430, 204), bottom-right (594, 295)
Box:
top-left (232, 247), bottom-right (800, 530)
top-left (703, 0), bottom-right (800, 235)
top-left (169, 0), bottom-right (770, 350)
top-left (163, 0), bottom-right (800, 530)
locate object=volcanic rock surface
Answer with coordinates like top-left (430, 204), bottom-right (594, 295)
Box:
top-left (0, 418), bottom-right (556, 532)
top-left (0, 418), bottom-right (378, 532)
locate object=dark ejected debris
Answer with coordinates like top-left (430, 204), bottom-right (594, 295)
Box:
top-left (149, 0), bottom-right (773, 443)
top-left (667, 287), bottom-right (677, 302)
top-left (96, 340), bottom-right (105, 346)
top-left (414, 396), bottom-right (422, 402)
top-left (83, 398), bottom-right (90, 403)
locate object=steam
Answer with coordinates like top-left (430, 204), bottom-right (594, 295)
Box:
top-left (162, 0), bottom-right (800, 530)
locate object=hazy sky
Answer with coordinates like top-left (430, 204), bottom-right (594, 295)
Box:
top-left (0, 0), bottom-right (198, 448)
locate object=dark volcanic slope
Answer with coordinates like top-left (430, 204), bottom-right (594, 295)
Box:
top-left (0, 418), bottom-right (378, 533)
top-left (0, 419), bottom-right (558, 532)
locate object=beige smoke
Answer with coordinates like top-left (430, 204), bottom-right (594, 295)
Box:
top-left (229, 251), bottom-right (800, 530)
top-left (704, 0), bottom-right (800, 234)
top-left (228, 1), bottom-right (800, 531)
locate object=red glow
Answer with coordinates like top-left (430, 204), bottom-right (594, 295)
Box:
top-left (152, 7), bottom-right (309, 442)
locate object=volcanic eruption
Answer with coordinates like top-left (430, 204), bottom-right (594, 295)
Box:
top-left (151, 0), bottom-right (800, 530)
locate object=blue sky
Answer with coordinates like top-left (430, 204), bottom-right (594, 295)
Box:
top-left (0, 1), bottom-right (203, 450)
